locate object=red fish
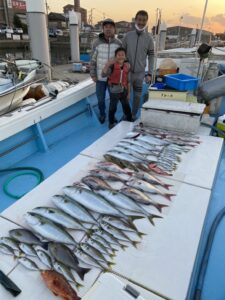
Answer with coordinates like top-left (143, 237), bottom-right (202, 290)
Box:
top-left (41, 270), bottom-right (81, 300)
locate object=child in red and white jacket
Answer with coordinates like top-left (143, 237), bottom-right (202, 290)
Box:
top-left (102, 47), bottom-right (132, 129)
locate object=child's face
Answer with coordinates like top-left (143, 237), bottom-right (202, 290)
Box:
top-left (115, 51), bottom-right (126, 64)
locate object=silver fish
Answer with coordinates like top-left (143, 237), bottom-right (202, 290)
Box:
top-left (9, 229), bottom-right (41, 245)
top-left (48, 243), bottom-right (90, 280)
top-left (97, 161), bottom-right (130, 174)
top-left (53, 261), bottom-right (82, 289)
top-left (79, 243), bottom-right (112, 266)
top-left (137, 135), bottom-right (169, 146)
top-left (32, 207), bottom-right (86, 231)
top-left (89, 169), bottom-right (126, 183)
top-left (25, 213), bottom-right (77, 245)
top-left (0, 237), bottom-right (20, 252)
top-left (17, 257), bottom-right (39, 271)
top-left (90, 234), bottom-right (118, 253)
top-left (0, 244), bottom-right (15, 256)
top-left (126, 179), bottom-right (175, 201)
top-left (74, 248), bottom-right (104, 269)
top-left (63, 186), bottom-right (125, 218)
top-left (85, 238), bottom-right (115, 258)
top-left (134, 172), bottom-right (172, 190)
top-left (35, 248), bottom-right (52, 268)
top-left (81, 175), bottom-right (112, 190)
top-left (52, 195), bottom-right (97, 225)
top-left (92, 229), bottom-right (127, 250)
top-left (100, 221), bottom-right (139, 248)
top-left (120, 187), bottom-right (167, 213)
top-left (19, 243), bottom-right (37, 257)
top-left (97, 189), bottom-right (156, 220)
top-left (101, 216), bottom-right (139, 234)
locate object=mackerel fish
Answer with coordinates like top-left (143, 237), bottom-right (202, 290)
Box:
top-left (63, 186), bottom-right (126, 218)
top-left (25, 213), bottom-right (77, 245)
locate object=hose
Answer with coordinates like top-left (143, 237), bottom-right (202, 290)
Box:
top-left (0, 167), bottom-right (44, 199)
top-left (194, 207), bottom-right (225, 300)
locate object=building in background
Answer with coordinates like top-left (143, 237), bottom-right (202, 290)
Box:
top-left (63, 0), bottom-right (87, 26)
top-left (0, 0), bottom-right (26, 26)
top-left (48, 12), bottom-right (66, 30)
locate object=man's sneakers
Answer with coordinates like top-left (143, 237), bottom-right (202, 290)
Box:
top-left (99, 115), bottom-right (105, 124)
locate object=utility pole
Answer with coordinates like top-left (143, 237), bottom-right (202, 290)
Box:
top-left (197, 0), bottom-right (209, 44)
top-left (3, 0), bottom-right (9, 26)
top-left (88, 8), bottom-right (95, 26)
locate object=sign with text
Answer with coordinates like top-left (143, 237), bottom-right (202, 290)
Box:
top-left (12, 1), bottom-right (26, 10)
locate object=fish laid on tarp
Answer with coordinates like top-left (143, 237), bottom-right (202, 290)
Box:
top-left (52, 195), bottom-right (97, 225)
top-left (97, 161), bottom-right (132, 175)
top-left (19, 243), bottom-right (37, 257)
top-left (101, 216), bottom-right (138, 233)
top-left (25, 213), bottom-right (77, 245)
top-left (91, 229), bottom-right (128, 250)
top-left (84, 237), bottom-right (115, 258)
top-left (126, 179), bottom-right (175, 201)
top-left (17, 257), bottom-right (39, 271)
top-left (81, 175), bottom-right (112, 190)
top-left (73, 248), bottom-right (104, 269)
top-left (79, 243), bottom-right (113, 267)
top-left (53, 261), bottom-right (82, 289)
top-left (89, 233), bottom-right (118, 253)
top-left (100, 221), bottom-right (139, 248)
top-left (63, 186), bottom-right (125, 218)
top-left (32, 207), bottom-right (86, 231)
top-left (0, 237), bottom-right (20, 252)
top-left (97, 189), bottom-right (161, 225)
top-left (148, 163), bottom-right (172, 176)
top-left (48, 243), bottom-right (90, 281)
top-left (41, 270), bottom-right (81, 300)
top-left (120, 187), bottom-right (168, 213)
top-left (9, 229), bottom-right (42, 245)
top-left (33, 246), bottom-right (52, 269)
top-left (134, 171), bottom-right (173, 190)
top-left (0, 244), bottom-right (15, 256)
top-left (89, 169), bottom-right (126, 183)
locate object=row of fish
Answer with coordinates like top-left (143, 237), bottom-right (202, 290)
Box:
top-left (0, 126), bottom-right (200, 299)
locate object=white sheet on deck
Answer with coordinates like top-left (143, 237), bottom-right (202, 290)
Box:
top-left (81, 121), bottom-right (223, 190)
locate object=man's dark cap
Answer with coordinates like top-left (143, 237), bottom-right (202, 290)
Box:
top-left (102, 18), bottom-right (115, 27)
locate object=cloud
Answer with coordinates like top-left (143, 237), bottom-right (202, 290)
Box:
top-left (166, 13), bottom-right (210, 28)
top-left (211, 14), bottom-right (225, 26)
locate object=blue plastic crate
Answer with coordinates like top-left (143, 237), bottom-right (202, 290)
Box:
top-left (164, 73), bottom-right (199, 91)
top-left (150, 83), bottom-right (166, 90)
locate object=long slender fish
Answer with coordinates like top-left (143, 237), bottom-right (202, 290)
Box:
top-left (25, 213), bottom-right (77, 245)
top-left (9, 228), bottom-right (42, 245)
top-left (32, 206), bottom-right (86, 231)
top-left (52, 195), bottom-right (97, 225)
top-left (63, 186), bottom-right (126, 218)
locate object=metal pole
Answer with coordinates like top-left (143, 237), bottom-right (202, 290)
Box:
top-left (197, 0), bottom-right (209, 44)
top-left (3, 0), bottom-right (9, 26)
top-left (26, 0), bottom-right (51, 80)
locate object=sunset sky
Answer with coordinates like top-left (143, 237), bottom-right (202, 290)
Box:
top-left (47, 0), bottom-right (225, 33)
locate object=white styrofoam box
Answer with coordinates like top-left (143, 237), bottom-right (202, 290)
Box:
top-left (141, 99), bottom-right (205, 134)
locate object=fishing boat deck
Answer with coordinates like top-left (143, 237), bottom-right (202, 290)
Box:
top-left (0, 119), bottom-right (224, 299)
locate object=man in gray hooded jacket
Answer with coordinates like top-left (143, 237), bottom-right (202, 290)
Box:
top-left (122, 10), bottom-right (154, 120)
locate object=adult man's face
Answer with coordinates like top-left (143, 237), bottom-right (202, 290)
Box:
top-left (135, 14), bottom-right (148, 30)
top-left (103, 24), bottom-right (115, 39)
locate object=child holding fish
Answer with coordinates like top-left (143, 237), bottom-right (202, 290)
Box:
top-left (102, 47), bottom-right (132, 129)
